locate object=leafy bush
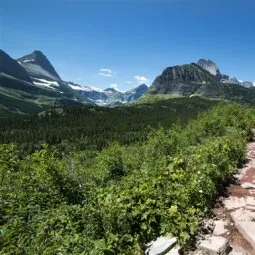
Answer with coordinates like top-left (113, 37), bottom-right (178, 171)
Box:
top-left (1, 103), bottom-right (255, 254)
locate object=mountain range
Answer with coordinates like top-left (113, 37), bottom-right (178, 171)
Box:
top-left (149, 59), bottom-right (255, 100)
top-left (0, 49), bottom-right (149, 115)
top-left (1, 48), bottom-right (255, 115)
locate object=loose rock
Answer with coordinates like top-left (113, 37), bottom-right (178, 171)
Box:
top-left (241, 182), bottom-right (255, 189)
top-left (145, 236), bottom-right (177, 255)
top-left (199, 236), bottom-right (230, 255)
top-left (213, 220), bottom-right (228, 236)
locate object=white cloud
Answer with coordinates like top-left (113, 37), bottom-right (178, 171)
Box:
top-left (125, 80), bottom-right (133, 84)
top-left (253, 81), bottom-right (255, 86)
top-left (100, 68), bottom-right (112, 73)
top-left (110, 83), bottom-right (118, 89)
top-left (134, 75), bottom-right (149, 84)
top-left (98, 68), bottom-right (113, 77)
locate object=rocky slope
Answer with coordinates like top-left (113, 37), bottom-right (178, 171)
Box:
top-left (197, 59), bottom-right (229, 81)
top-left (197, 59), bottom-right (253, 87)
top-left (0, 49), bottom-right (32, 82)
top-left (150, 63), bottom-right (217, 96)
top-left (17, 50), bottom-right (61, 81)
top-left (150, 61), bottom-right (255, 100)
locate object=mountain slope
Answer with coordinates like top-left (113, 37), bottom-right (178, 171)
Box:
top-left (195, 81), bottom-right (255, 104)
top-left (0, 49), bottom-right (148, 115)
top-left (197, 59), bottom-right (229, 80)
top-left (123, 84), bottom-right (149, 102)
top-left (17, 50), bottom-right (61, 81)
top-left (0, 73), bottom-right (84, 116)
top-left (150, 63), bottom-right (217, 96)
top-left (149, 61), bottom-right (255, 104)
top-left (0, 49), bottom-right (32, 82)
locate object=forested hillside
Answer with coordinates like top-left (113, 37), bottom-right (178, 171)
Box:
top-left (0, 97), bottom-right (218, 153)
top-left (1, 103), bottom-right (255, 254)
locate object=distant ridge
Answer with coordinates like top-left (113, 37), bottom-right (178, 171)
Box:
top-left (0, 49), bottom-right (32, 82)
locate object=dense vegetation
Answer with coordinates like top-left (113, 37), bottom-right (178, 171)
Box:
top-left (1, 100), bottom-right (255, 254)
top-left (0, 97), bottom-right (217, 154)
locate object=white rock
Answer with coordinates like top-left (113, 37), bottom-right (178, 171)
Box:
top-left (231, 208), bottom-right (255, 249)
top-left (199, 236), bottom-right (230, 255)
top-left (229, 251), bottom-right (248, 255)
top-left (224, 196), bottom-right (246, 210)
top-left (146, 236), bottom-right (177, 255)
top-left (213, 220), bottom-right (228, 236)
top-left (241, 182), bottom-right (255, 189)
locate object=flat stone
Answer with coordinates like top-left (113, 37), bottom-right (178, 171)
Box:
top-left (228, 251), bottom-right (247, 255)
top-left (213, 220), bottom-right (228, 236)
top-left (241, 182), bottom-right (255, 189)
top-left (246, 196), bottom-right (255, 206)
top-left (145, 236), bottom-right (177, 255)
top-left (224, 196), bottom-right (246, 210)
top-left (245, 205), bottom-right (255, 211)
top-left (231, 208), bottom-right (255, 250)
top-left (199, 236), bottom-right (230, 255)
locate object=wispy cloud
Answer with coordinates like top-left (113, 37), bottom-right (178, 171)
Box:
top-left (134, 75), bottom-right (149, 84)
top-left (98, 68), bottom-right (114, 77)
top-left (110, 83), bottom-right (122, 92)
top-left (110, 83), bottom-right (118, 89)
top-left (125, 80), bottom-right (133, 84)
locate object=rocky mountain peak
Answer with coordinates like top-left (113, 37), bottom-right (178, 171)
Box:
top-left (17, 50), bottom-right (61, 80)
top-left (150, 63), bottom-right (218, 95)
top-left (197, 59), bottom-right (220, 77)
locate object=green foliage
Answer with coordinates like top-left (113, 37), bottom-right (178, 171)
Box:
top-left (0, 97), bottom-right (218, 154)
top-left (1, 103), bottom-right (255, 254)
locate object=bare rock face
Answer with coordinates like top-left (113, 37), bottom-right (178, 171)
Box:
top-left (150, 63), bottom-right (217, 96)
top-left (17, 50), bottom-right (61, 81)
top-left (197, 59), bottom-right (220, 76)
top-left (197, 59), bottom-right (229, 81)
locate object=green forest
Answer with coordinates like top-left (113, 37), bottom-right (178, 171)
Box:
top-left (0, 97), bottom-right (217, 154)
top-left (1, 97), bottom-right (255, 254)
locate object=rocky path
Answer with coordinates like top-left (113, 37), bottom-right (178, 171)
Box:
top-left (146, 142), bottom-right (255, 255)
top-left (192, 142), bottom-right (255, 255)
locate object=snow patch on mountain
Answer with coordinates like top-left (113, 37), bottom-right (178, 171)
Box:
top-left (33, 78), bottom-right (59, 88)
top-left (68, 83), bottom-right (102, 92)
top-left (22, 59), bottom-right (35, 63)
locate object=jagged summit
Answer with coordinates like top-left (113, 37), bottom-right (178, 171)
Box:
top-left (197, 59), bottom-right (219, 76)
top-left (197, 59), bottom-right (230, 81)
top-left (17, 50), bottom-right (61, 80)
top-left (150, 63), bottom-right (218, 95)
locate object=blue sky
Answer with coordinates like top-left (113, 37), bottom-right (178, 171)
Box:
top-left (1, 0), bottom-right (255, 91)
